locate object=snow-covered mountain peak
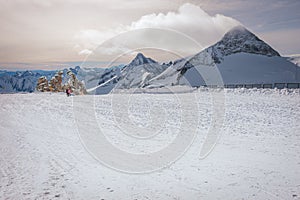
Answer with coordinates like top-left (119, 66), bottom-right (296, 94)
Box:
top-left (222, 25), bottom-right (253, 41)
top-left (112, 53), bottom-right (168, 89)
top-left (203, 25), bottom-right (280, 63)
top-left (127, 53), bottom-right (157, 67)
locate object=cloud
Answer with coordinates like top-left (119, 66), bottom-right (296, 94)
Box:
top-left (73, 28), bottom-right (129, 55)
top-left (73, 3), bottom-right (241, 59)
top-left (130, 3), bottom-right (240, 38)
top-left (129, 3), bottom-right (241, 48)
top-left (78, 49), bottom-right (93, 56)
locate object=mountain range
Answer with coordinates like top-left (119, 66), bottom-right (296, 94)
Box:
top-left (96, 25), bottom-right (300, 93)
top-left (1, 25), bottom-right (299, 94)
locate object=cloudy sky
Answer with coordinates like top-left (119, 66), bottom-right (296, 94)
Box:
top-left (0, 0), bottom-right (299, 69)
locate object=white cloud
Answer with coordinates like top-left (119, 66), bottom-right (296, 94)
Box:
top-left (78, 49), bottom-right (93, 56)
top-left (73, 3), bottom-right (241, 60)
top-left (129, 3), bottom-right (240, 46)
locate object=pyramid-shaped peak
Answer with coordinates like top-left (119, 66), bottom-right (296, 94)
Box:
top-left (227, 25), bottom-right (250, 33)
top-left (136, 52), bottom-right (146, 59)
top-left (223, 25), bottom-right (257, 40)
top-left (209, 25), bottom-right (281, 60)
top-left (127, 53), bottom-right (157, 67)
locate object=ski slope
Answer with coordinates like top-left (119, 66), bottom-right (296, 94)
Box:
top-left (86, 75), bottom-right (117, 93)
top-left (0, 89), bottom-right (300, 199)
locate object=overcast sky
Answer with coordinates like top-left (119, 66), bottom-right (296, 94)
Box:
top-left (0, 0), bottom-right (299, 69)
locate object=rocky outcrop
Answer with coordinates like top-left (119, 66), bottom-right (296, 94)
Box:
top-left (36, 76), bottom-right (50, 92)
top-left (49, 71), bottom-right (64, 92)
top-left (65, 70), bottom-right (87, 95)
top-left (35, 70), bottom-right (86, 95)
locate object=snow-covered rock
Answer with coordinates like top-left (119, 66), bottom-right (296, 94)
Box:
top-left (65, 70), bottom-right (87, 95)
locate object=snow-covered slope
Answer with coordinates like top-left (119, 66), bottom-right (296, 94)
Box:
top-left (286, 54), bottom-right (300, 67)
top-left (93, 65), bottom-right (124, 94)
top-left (76, 65), bottom-right (123, 91)
top-left (146, 58), bottom-right (189, 87)
top-left (180, 53), bottom-right (300, 86)
top-left (148, 26), bottom-right (300, 87)
top-left (1, 90), bottom-right (300, 199)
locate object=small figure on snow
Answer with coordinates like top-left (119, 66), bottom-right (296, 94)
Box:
top-left (66, 88), bottom-right (71, 97)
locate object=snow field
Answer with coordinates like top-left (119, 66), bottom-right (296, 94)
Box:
top-left (0, 88), bottom-right (300, 199)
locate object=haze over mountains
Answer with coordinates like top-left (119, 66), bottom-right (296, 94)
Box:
top-left (1, 26), bottom-right (300, 94)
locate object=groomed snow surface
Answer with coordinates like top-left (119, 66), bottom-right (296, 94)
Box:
top-left (0, 88), bottom-right (300, 200)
